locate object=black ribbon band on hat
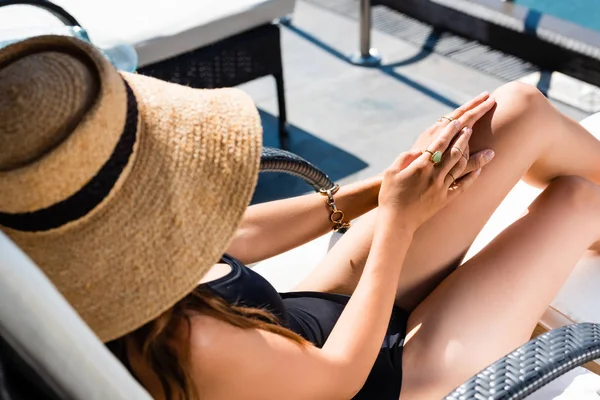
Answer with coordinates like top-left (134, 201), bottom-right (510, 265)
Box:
top-left (0, 80), bottom-right (138, 232)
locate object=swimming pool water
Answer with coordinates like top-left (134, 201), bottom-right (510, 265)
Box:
top-left (513, 0), bottom-right (600, 32)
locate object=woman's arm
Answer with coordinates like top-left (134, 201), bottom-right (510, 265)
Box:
top-left (195, 93), bottom-right (494, 399)
top-left (226, 175), bottom-right (382, 264)
top-left (192, 217), bottom-right (415, 400)
top-left (195, 149), bottom-right (483, 400)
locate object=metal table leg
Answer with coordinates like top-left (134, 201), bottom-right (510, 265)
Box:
top-left (349, 0), bottom-right (382, 66)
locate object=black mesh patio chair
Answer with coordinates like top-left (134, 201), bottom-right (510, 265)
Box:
top-left (1, 147), bottom-right (599, 400)
top-left (0, 0), bottom-right (290, 148)
top-left (137, 25), bottom-right (290, 148)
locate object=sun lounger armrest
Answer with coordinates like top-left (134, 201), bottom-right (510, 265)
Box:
top-left (260, 147), bottom-right (335, 192)
top-left (444, 323), bottom-right (600, 400)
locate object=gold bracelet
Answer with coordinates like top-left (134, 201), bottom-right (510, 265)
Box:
top-left (319, 185), bottom-right (351, 232)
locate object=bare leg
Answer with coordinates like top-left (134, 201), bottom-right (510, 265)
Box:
top-left (294, 82), bottom-right (600, 311)
top-left (399, 176), bottom-right (600, 399)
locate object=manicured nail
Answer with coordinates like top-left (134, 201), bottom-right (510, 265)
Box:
top-left (475, 168), bottom-right (482, 176)
top-left (453, 120), bottom-right (461, 128)
top-left (484, 150), bottom-right (495, 161)
top-left (488, 96), bottom-right (496, 103)
top-left (479, 91), bottom-right (489, 97)
top-left (466, 127), bottom-right (473, 134)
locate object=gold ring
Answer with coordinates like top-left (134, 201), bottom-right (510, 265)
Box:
top-left (424, 149), bottom-right (443, 164)
top-left (448, 172), bottom-right (456, 185)
top-left (452, 146), bottom-right (469, 160)
top-left (438, 116), bottom-right (455, 123)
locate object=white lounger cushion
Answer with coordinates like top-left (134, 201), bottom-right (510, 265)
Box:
top-left (0, 0), bottom-right (296, 66)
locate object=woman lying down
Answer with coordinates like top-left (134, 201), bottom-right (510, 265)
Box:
top-left (1, 35), bottom-right (600, 400)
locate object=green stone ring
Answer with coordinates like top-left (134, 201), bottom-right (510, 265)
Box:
top-left (424, 150), bottom-right (443, 164)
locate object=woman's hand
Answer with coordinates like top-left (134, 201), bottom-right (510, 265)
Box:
top-left (379, 94), bottom-right (496, 231)
top-left (412, 92), bottom-right (496, 178)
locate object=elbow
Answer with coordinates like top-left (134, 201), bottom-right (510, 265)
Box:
top-left (341, 379), bottom-right (366, 400)
top-left (329, 380), bottom-right (364, 400)
top-left (327, 360), bottom-right (369, 400)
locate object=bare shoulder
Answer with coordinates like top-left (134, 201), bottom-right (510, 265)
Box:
top-left (187, 314), bottom-right (332, 400)
top-left (187, 314), bottom-right (245, 396)
top-left (188, 313), bottom-right (308, 371)
top-left (188, 314), bottom-right (240, 366)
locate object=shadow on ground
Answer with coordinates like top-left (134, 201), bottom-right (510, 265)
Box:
top-left (283, 23), bottom-right (460, 108)
top-left (252, 110), bottom-right (369, 203)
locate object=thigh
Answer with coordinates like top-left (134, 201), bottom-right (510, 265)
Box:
top-left (399, 177), bottom-right (600, 399)
top-left (295, 83), bottom-right (549, 311)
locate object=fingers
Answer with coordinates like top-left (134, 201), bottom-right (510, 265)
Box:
top-left (441, 127), bottom-right (472, 185)
top-left (462, 149), bottom-right (495, 176)
top-left (437, 91), bottom-right (490, 126)
top-left (445, 156), bottom-right (467, 187)
top-left (426, 94), bottom-right (495, 163)
top-left (424, 115), bottom-right (466, 162)
top-left (456, 95), bottom-right (496, 130)
top-left (425, 92), bottom-right (495, 158)
top-left (389, 149), bottom-right (423, 171)
top-left (448, 168), bottom-right (482, 197)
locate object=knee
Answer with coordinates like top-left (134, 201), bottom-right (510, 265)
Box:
top-left (478, 82), bottom-right (551, 148)
top-left (538, 176), bottom-right (600, 216)
top-left (490, 82), bottom-right (548, 127)
top-left (492, 81), bottom-right (547, 112)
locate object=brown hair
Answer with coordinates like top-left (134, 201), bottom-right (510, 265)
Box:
top-left (106, 286), bottom-right (307, 400)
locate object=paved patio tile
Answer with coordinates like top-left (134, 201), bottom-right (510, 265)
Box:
top-left (240, 1), bottom-right (590, 202)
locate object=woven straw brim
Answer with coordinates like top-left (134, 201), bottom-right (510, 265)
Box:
top-left (0, 36), bottom-right (262, 342)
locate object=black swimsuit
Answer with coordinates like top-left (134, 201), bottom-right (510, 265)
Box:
top-left (205, 254), bottom-right (409, 399)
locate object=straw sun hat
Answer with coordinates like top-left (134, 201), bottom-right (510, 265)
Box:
top-left (0, 36), bottom-right (262, 342)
